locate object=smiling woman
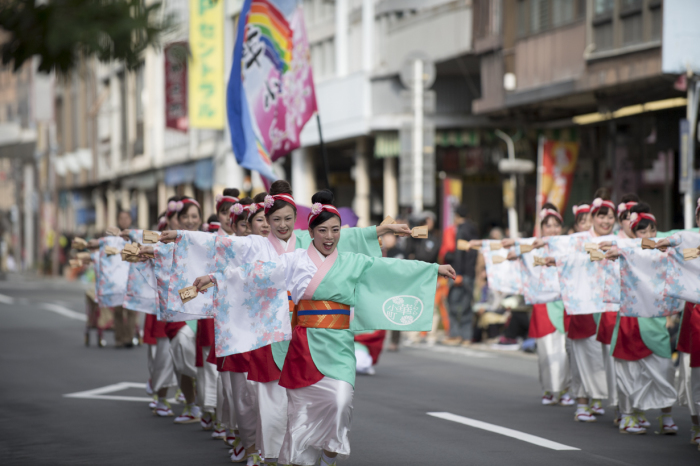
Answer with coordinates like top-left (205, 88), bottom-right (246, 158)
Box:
top-left (265, 180), bottom-right (297, 242)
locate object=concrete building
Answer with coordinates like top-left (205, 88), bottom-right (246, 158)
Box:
top-left (472, 0), bottom-right (691, 231)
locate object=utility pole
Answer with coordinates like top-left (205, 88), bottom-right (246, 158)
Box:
top-left (684, 76), bottom-right (700, 229)
top-left (412, 58), bottom-right (424, 214)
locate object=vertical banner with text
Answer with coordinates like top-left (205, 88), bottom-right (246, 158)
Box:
top-left (539, 140), bottom-right (579, 214)
top-left (189, 0), bottom-right (225, 129)
top-left (165, 43), bottom-right (188, 132)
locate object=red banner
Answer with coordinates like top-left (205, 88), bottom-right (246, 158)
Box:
top-left (165, 42), bottom-right (188, 132)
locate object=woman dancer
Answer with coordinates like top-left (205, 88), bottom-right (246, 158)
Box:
top-left (604, 203), bottom-right (678, 435)
top-left (528, 204), bottom-right (574, 406)
top-left (187, 189), bottom-right (455, 466)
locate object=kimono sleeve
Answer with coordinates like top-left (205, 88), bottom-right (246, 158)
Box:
top-left (519, 238), bottom-right (558, 304)
top-left (482, 241), bottom-right (521, 295)
top-left (664, 231), bottom-right (700, 303)
top-left (337, 226), bottom-right (382, 257)
top-left (210, 248), bottom-right (304, 357)
top-left (351, 257), bottom-right (439, 332)
top-left (555, 235), bottom-right (619, 315)
top-left (618, 240), bottom-right (682, 317)
top-left (96, 236), bottom-right (129, 307)
top-left (153, 243), bottom-right (190, 322)
top-left (167, 230), bottom-right (218, 318)
top-left (126, 229), bottom-right (143, 244)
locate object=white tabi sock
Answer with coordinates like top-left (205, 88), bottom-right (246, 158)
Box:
top-left (321, 452), bottom-right (337, 465)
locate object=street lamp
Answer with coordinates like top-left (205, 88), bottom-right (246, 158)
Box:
top-left (494, 130), bottom-right (534, 239)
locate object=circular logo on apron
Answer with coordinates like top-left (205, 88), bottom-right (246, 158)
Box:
top-left (382, 295), bottom-right (424, 326)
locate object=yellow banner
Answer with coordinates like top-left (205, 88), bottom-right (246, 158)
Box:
top-left (188, 0), bottom-right (225, 129)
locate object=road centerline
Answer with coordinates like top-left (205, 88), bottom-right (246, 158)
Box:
top-left (427, 412), bottom-right (580, 451)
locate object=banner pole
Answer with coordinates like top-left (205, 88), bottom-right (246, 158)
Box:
top-left (535, 135), bottom-right (545, 237)
top-left (316, 113), bottom-right (332, 190)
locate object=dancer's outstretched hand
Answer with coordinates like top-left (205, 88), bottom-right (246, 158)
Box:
top-left (438, 264), bottom-right (456, 280)
top-left (159, 231), bottom-right (178, 243)
top-left (194, 275), bottom-right (212, 292)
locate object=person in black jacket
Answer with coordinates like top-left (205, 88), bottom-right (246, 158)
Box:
top-left (406, 211), bottom-right (442, 264)
top-left (442, 205), bottom-right (479, 346)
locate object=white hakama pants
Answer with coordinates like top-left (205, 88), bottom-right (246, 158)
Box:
top-left (602, 343), bottom-right (618, 407)
top-left (536, 332), bottom-right (570, 393)
top-left (691, 367), bottom-right (700, 416)
top-left (196, 346), bottom-right (218, 413)
top-left (677, 352), bottom-right (698, 416)
top-left (252, 380), bottom-right (288, 459)
top-left (569, 336), bottom-right (607, 400)
top-left (615, 354), bottom-right (676, 412)
top-left (152, 337), bottom-right (178, 392)
top-left (170, 325), bottom-right (197, 379)
top-left (220, 371), bottom-right (237, 430)
top-left (147, 343), bottom-right (156, 380)
top-left (229, 372), bottom-right (258, 448)
top-left (279, 377), bottom-right (353, 466)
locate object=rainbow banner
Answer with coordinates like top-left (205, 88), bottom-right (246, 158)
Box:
top-left (228, 0), bottom-right (317, 181)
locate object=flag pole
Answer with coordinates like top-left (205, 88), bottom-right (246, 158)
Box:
top-left (534, 134), bottom-right (545, 237)
top-left (316, 113), bottom-right (331, 190)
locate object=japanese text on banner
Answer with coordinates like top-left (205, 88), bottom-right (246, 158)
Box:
top-left (189, 0), bottom-right (225, 129)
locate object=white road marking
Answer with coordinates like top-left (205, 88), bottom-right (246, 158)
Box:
top-left (413, 345), bottom-right (495, 358)
top-left (64, 382), bottom-right (175, 403)
top-left (42, 303), bottom-right (87, 321)
top-left (0, 293), bottom-right (15, 304)
top-left (427, 412), bottom-right (580, 451)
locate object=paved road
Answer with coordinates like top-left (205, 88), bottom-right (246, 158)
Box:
top-left (0, 276), bottom-right (698, 465)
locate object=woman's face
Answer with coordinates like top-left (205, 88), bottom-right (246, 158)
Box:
top-left (541, 217), bottom-right (562, 237)
top-left (574, 212), bottom-right (591, 232)
top-left (234, 219), bottom-right (248, 237)
top-left (268, 205), bottom-right (296, 241)
top-left (248, 212), bottom-right (270, 237)
top-left (309, 217), bottom-right (341, 256)
top-left (178, 204), bottom-right (202, 231)
top-left (634, 224), bottom-right (657, 239)
top-left (168, 213), bottom-right (180, 230)
top-left (592, 210), bottom-right (615, 236)
top-left (619, 213), bottom-right (633, 238)
top-left (218, 208), bottom-right (234, 234)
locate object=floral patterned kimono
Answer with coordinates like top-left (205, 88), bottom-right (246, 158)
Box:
top-left (174, 226), bottom-right (383, 455)
top-left (603, 237), bottom-right (680, 412)
top-left (515, 237), bottom-right (571, 396)
top-left (548, 232), bottom-right (612, 401)
top-left (660, 230), bottom-right (700, 415)
top-left (189, 232), bottom-right (438, 466)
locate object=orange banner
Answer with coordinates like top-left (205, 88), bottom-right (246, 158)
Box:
top-left (540, 140), bottom-right (579, 213)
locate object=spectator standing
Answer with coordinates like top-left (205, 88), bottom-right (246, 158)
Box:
top-left (442, 205), bottom-right (479, 346)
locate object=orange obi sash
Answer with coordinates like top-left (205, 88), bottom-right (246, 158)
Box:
top-left (287, 291), bottom-right (294, 312)
top-left (293, 300), bottom-right (351, 330)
